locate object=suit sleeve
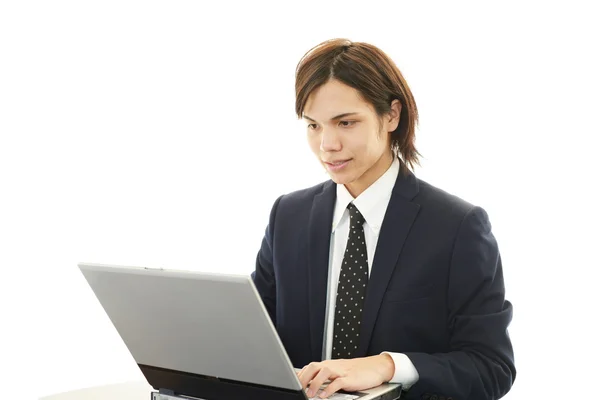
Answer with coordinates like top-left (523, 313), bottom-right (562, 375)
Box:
top-left (403, 206), bottom-right (516, 400)
top-left (251, 195), bottom-right (283, 325)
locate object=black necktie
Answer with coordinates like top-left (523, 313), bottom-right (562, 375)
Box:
top-left (332, 203), bottom-right (368, 359)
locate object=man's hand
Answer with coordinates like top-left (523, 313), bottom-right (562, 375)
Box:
top-left (297, 354), bottom-right (395, 398)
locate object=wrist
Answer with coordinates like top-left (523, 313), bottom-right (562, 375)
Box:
top-left (376, 353), bottom-right (395, 382)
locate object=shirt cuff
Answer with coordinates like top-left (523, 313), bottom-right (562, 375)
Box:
top-left (380, 352), bottom-right (419, 390)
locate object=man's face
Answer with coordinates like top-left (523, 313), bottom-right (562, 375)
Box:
top-left (303, 79), bottom-right (399, 197)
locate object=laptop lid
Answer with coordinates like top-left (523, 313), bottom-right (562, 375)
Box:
top-left (78, 262), bottom-right (401, 400)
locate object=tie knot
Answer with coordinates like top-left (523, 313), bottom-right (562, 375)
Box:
top-left (347, 203), bottom-right (365, 226)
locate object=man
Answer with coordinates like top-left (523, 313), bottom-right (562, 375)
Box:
top-left (251, 38), bottom-right (515, 400)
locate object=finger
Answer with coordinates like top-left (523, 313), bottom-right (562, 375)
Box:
top-left (308, 366), bottom-right (334, 398)
top-left (318, 376), bottom-right (348, 399)
top-left (298, 362), bottom-right (320, 388)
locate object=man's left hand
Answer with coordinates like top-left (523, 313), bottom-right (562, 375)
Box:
top-left (297, 354), bottom-right (395, 398)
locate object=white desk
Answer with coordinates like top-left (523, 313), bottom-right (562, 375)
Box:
top-left (39, 381), bottom-right (154, 400)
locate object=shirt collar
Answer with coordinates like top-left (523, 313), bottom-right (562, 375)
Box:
top-left (331, 157), bottom-right (399, 234)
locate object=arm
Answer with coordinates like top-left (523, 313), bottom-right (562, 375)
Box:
top-left (402, 206), bottom-right (516, 400)
top-left (251, 195), bottom-right (283, 325)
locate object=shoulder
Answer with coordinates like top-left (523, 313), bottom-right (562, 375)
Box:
top-left (265, 179), bottom-right (334, 221)
top-left (276, 180), bottom-right (333, 207)
top-left (412, 177), bottom-right (491, 231)
top-left (409, 177), bottom-right (497, 259)
top-left (416, 178), bottom-right (475, 214)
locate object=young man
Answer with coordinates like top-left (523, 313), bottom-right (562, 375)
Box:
top-left (252, 38), bottom-right (515, 400)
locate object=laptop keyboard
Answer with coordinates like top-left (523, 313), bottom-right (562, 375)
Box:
top-left (308, 391), bottom-right (360, 399)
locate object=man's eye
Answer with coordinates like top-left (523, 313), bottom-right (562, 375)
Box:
top-left (339, 121), bottom-right (356, 127)
top-left (307, 124), bottom-right (318, 130)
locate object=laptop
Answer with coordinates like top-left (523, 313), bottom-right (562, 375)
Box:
top-left (78, 262), bottom-right (402, 400)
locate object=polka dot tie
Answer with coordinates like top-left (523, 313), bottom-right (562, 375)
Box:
top-left (332, 203), bottom-right (368, 359)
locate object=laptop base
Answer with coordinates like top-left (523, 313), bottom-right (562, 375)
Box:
top-left (141, 364), bottom-right (307, 400)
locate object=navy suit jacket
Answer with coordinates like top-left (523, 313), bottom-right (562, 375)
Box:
top-left (252, 164), bottom-right (516, 400)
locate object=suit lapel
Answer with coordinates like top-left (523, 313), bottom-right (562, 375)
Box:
top-left (357, 167), bottom-right (421, 356)
top-left (308, 180), bottom-right (336, 362)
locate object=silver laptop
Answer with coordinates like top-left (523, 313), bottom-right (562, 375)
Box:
top-left (78, 262), bottom-right (402, 400)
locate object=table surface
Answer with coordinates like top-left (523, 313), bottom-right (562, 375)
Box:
top-left (39, 381), bottom-right (154, 400)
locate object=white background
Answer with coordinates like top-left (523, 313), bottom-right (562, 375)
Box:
top-left (1, 1), bottom-right (599, 399)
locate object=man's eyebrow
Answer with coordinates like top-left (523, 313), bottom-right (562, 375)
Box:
top-left (302, 112), bottom-right (360, 122)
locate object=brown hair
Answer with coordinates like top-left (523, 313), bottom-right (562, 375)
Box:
top-left (295, 38), bottom-right (421, 175)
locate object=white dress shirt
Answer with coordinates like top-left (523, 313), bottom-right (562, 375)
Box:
top-left (321, 157), bottom-right (419, 389)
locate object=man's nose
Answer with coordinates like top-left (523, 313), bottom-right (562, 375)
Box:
top-left (320, 128), bottom-right (342, 152)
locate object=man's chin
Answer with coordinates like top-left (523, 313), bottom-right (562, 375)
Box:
top-left (326, 172), bottom-right (353, 185)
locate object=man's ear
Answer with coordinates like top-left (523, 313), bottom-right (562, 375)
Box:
top-left (386, 99), bottom-right (402, 132)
